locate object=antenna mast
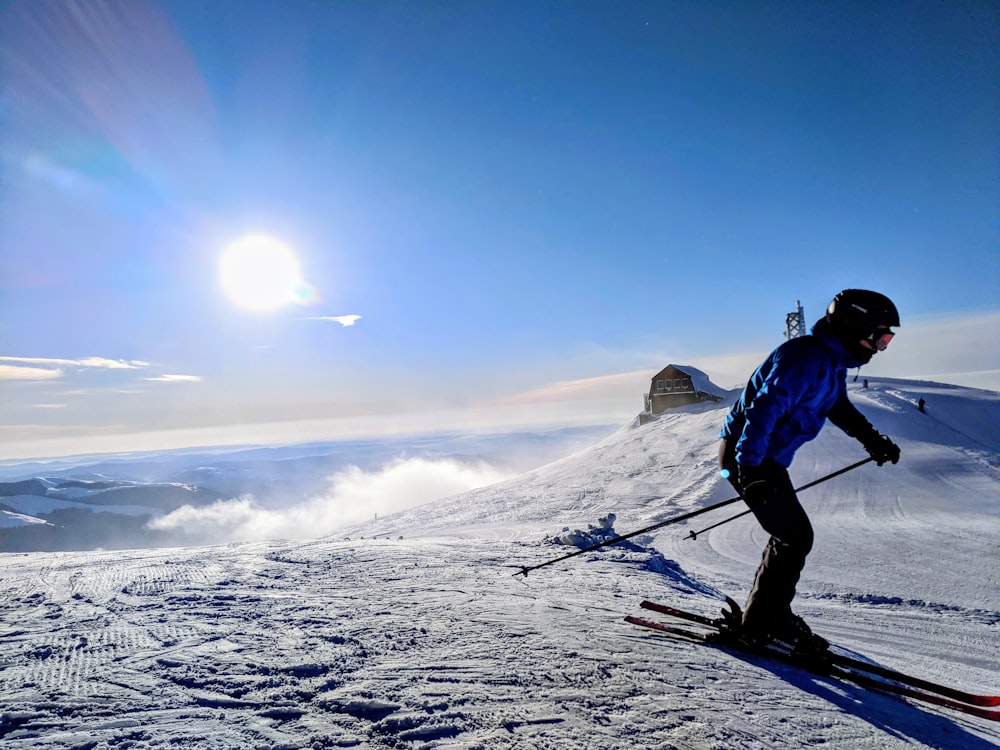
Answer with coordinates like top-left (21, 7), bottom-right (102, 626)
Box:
top-left (785, 300), bottom-right (806, 339)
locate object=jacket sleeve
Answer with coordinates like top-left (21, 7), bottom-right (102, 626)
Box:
top-left (827, 392), bottom-right (876, 440)
top-left (735, 349), bottom-right (809, 466)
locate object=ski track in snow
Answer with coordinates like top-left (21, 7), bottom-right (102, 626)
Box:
top-left (1, 378), bottom-right (999, 749)
top-left (4, 539), bottom-right (998, 749)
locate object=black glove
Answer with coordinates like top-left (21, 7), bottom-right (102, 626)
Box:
top-left (861, 432), bottom-right (900, 466)
top-left (738, 462), bottom-right (781, 506)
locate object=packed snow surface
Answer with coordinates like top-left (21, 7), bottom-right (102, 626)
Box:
top-left (1, 378), bottom-right (998, 748)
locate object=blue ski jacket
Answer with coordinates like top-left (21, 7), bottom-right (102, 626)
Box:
top-left (720, 319), bottom-right (875, 468)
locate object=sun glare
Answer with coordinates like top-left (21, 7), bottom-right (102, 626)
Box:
top-left (219, 235), bottom-right (315, 311)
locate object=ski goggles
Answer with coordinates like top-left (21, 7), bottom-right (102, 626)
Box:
top-left (863, 327), bottom-right (895, 352)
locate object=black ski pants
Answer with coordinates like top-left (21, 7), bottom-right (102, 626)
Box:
top-left (719, 440), bottom-right (814, 632)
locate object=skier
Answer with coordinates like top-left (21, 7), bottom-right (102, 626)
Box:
top-left (719, 289), bottom-right (901, 650)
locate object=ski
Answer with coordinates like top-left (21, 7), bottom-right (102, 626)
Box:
top-left (625, 615), bottom-right (712, 642)
top-left (833, 652), bottom-right (1000, 709)
top-left (630, 600), bottom-right (1000, 721)
top-left (639, 599), bottom-right (1000, 708)
top-left (640, 598), bottom-right (727, 629)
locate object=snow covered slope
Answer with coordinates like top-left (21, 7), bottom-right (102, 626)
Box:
top-left (0, 378), bottom-right (997, 749)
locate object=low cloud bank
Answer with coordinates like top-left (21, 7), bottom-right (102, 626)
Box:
top-left (148, 456), bottom-right (509, 544)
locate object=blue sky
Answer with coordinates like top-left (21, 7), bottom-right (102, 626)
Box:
top-left (1, 0), bottom-right (998, 460)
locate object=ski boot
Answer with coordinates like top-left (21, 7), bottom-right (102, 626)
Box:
top-left (712, 600), bottom-right (830, 664)
top-left (707, 597), bottom-right (767, 649)
top-left (765, 613), bottom-right (831, 668)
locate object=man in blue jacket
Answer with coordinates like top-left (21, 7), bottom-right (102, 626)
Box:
top-left (719, 289), bottom-right (901, 650)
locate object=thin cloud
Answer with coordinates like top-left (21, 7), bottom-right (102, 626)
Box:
top-left (307, 314), bottom-right (362, 327)
top-left (0, 355), bottom-right (148, 368)
top-left (0, 365), bottom-right (64, 381)
top-left (77, 357), bottom-right (149, 369)
top-left (143, 374), bottom-right (203, 383)
top-left (490, 370), bottom-right (651, 406)
top-left (0, 356), bottom-right (150, 381)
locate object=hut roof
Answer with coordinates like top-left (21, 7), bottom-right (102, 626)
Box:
top-left (659, 364), bottom-right (725, 399)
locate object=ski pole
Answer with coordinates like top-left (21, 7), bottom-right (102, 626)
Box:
top-left (512, 494), bottom-right (744, 577)
top-left (685, 456), bottom-right (873, 540)
top-left (684, 509), bottom-right (753, 540)
top-left (512, 457), bottom-right (873, 577)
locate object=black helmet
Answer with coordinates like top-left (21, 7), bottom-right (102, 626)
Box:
top-left (824, 289), bottom-right (899, 364)
top-left (826, 289), bottom-right (900, 332)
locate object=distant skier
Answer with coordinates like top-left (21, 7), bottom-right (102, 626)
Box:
top-left (918, 397), bottom-right (926, 413)
top-left (719, 289), bottom-right (901, 650)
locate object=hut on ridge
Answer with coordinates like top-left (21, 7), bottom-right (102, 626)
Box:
top-left (643, 364), bottom-right (723, 416)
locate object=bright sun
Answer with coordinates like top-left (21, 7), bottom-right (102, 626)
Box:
top-left (219, 234), bottom-right (313, 311)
